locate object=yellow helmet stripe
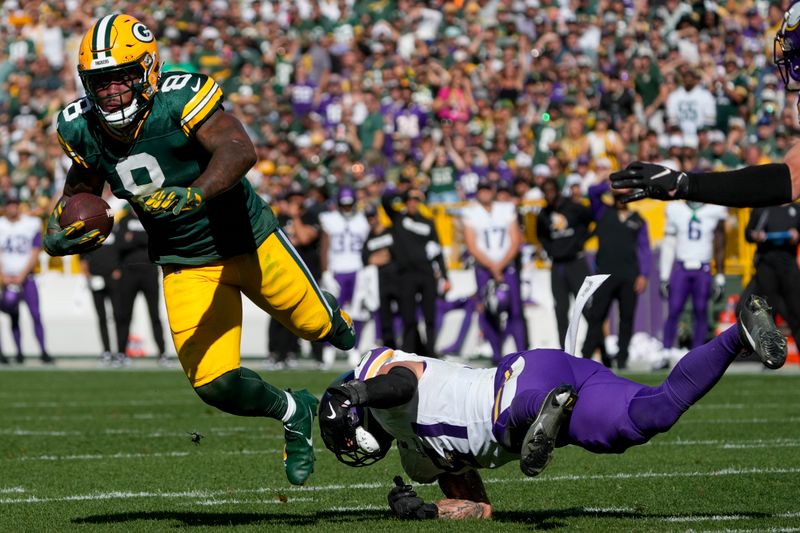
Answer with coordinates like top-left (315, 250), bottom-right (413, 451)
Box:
top-left (92, 14), bottom-right (117, 58)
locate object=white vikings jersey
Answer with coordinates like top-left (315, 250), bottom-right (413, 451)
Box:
top-left (665, 202), bottom-right (727, 265)
top-left (356, 349), bottom-right (516, 483)
top-left (319, 211), bottom-right (369, 274)
top-left (0, 215), bottom-right (42, 276)
top-left (461, 201), bottom-right (517, 263)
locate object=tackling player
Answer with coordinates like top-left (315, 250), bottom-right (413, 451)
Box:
top-left (43, 14), bottom-right (355, 485)
top-left (319, 295), bottom-right (786, 520)
top-left (660, 201), bottom-right (727, 350)
top-left (610, 4), bottom-right (800, 207)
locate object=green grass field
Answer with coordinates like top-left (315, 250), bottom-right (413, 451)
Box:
top-left (1, 368), bottom-right (799, 532)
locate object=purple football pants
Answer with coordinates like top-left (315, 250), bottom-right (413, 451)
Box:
top-left (475, 265), bottom-right (528, 363)
top-left (493, 325), bottom-right (742, 454)
top-left (663, 262), bottom-right (712, 349)
top-left (0, 276), bottom-right (46, 356)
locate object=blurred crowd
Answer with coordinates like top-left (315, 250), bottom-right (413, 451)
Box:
top-left (0, 0), bottom-right (795, 217)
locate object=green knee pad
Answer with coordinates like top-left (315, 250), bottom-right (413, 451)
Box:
top-left (194, 367), bottom-right (287, 418)
top-left (322, 290), bottom-right (356, 351)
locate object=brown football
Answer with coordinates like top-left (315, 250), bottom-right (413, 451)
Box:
top-left (60, 193), bottom-right (114, 239)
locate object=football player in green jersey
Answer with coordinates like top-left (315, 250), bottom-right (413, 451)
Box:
top-left (45, 13), bottom-right (356, 486)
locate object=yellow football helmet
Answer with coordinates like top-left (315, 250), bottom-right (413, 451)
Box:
top-left (78, 14), bottom-right (161, 131)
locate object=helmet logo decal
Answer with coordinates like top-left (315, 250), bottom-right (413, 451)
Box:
top-left (132, 23), bottom-right (154, 43)
top-left (787, 4), bottom-right (800, 31)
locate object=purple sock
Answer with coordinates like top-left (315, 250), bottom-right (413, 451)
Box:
top-left (628, 325), bottom-right (742, 436)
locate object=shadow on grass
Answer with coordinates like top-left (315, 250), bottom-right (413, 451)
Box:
top-left (72, 509), bottom-right (389, 527)
top-left (493, 508), bottom-right (773, 530)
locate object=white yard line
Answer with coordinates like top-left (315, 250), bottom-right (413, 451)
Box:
top-left (2, 467), bottom-right (799, 505)
top-left (663, 511), bottom-right (800, 523)
top-left (0, 488), bottom-right (25, 494)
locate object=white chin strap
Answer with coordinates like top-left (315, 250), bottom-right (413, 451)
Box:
top-left (98, 98), bottom-right (140, 129)
top-left (355, 426), bottom-right (381, 454)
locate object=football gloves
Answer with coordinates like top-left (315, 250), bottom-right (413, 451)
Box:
top-left (388, 476), bottom-right (438, 520)
top-left (139, 186), bottom-right (205, 215)
top-left (610, 162), bottom-right (690, 203)
top-left (327, 379), bottom-right (370, 406)
top-left (659, 280), bottom-right (670, 300)
top-left (42, 199), bottom-right (106, 257)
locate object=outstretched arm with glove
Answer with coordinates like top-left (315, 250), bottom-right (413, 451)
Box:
top-left (388, 470), bottom-right (493, 520)
top-left (610, 156), bottom-right (797, 208)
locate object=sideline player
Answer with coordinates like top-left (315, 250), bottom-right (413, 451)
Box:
top-left (0, 197), bottom-right (52, 364)
top-left (43, 14), bottom-right (355, 485)
top-left (610, 5), bottom-right (800, 206)
top-left (462, 180), bottom-right (526, 362)
top-left (660, 201), bottom-right (727, 350)
top-left (319, 295), bottom-right (786, 520)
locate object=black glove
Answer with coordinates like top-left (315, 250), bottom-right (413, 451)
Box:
top-left (326, 379), bottom-right (369, 406)
top-left (659, 280), bottom-right (670, 300)
top-left (388, 476), bottom-right (438, 520)
top-left (610, 162), bottom-right (690, 203)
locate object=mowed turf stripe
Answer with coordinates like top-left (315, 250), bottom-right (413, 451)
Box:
top-left (3, 466), bottom-right (799, 504)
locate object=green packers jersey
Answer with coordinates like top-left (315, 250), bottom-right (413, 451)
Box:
top-left (56, 71), bottom-right (276, 266)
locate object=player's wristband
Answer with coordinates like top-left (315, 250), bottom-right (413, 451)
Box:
top-left (686, 163), bottom-right (792, 207)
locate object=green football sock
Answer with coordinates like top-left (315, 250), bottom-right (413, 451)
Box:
top-left (194, 367), bottom-right (288, 419)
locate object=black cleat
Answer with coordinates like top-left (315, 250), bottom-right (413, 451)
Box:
top-left (40, 353), bottom-right (54, 365)
top-left (738, 295), bottom-right (787, 370)
top-left (520, 384), bottom-right (577, 477)
top-left (0, 354), bottom-right (8, 365)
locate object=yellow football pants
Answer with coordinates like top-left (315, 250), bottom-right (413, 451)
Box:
top-left (162, 230), bottom-right (333, 387)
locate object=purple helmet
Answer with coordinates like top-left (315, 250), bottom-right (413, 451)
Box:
top-left (774, 3), bottom-right (800, 90)
top-left (319, 370), bottom-right (394, 467)
top-left (483, 279), bottom-right (511, 320)
top-left (337, 186), bottom-right (356, 207)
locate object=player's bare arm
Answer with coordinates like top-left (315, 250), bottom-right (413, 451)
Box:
top-left (435, 470), bottom-right (493, 519)
top-left (193, 109), bottom-right (257, 199)
top-left (61, 162), bottom-right (105, 199)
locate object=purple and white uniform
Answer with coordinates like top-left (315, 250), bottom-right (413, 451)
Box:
top-left (356, 349), bottom-right (515, 483)
top-left (320, 210), bottom-right (369, 306)
top-left (0, 214), bottom-right (47, 355)
top-left (661, 202), bottom-right (727, 348)
top-left (358, 322), bottom-right (746, 481)
top-left (462, 201), bottom-right (526, 361)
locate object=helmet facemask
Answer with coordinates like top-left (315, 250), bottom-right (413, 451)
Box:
top-left (319, 371), bottom-right (394, 467)
top-left (775, 5), bottom-right (800, 91)
top-left (80, 55), bottom-right (157, 132)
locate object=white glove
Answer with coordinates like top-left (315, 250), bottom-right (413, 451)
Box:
top-left (321, 270), bottom-right (341, 298)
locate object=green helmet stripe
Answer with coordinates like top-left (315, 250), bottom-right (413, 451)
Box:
top-left (93, 14), bottom-right (117, 58)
